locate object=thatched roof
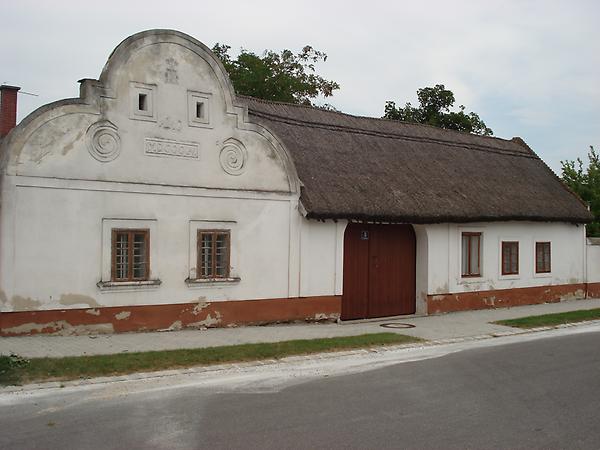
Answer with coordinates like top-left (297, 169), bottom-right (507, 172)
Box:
top-left (240, 96), bottom-right (592, 224)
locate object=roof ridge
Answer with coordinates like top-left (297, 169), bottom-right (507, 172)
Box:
top-left (236, 94), bottom-right (516, 146)
top-left (249, 109), bottom-right (538, 160)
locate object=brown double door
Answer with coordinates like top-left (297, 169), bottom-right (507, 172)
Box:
top-left (342, 223), bottom-right (416, 320)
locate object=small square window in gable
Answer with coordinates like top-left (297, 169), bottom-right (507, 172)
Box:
top-left (187, 91), bottom-right (212, 128)
top-left (130, 82), bottom-right (157, 122)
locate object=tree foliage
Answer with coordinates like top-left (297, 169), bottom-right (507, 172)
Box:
top-left (212, 43), bottom-right (340, 106)
top-left (383, 84), bottom-right (493, 136)
top-left (561, 146), bottom-right (600, 236)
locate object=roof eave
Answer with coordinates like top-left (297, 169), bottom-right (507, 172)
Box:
top-left (305, 211), bottom-right (593, 225)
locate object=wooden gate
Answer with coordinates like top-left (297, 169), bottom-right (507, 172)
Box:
top-left (342, 223), bottom-right (416, 320)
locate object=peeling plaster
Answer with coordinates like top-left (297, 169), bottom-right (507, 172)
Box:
top-left (85, 308), bottom-right (101, 316)
top-left (61, 129), bottom-right (85, 155)
top-left (164, 320), bottom-right (183, 331)
top-left (25, 115), bottom-right (90, 164)
top-left (313, 313), bottom-right (335, 321)
top-left (60, 323), bottom-right (115, 336)
top-left (189, 311), bottom-right (222, 328)
top-left (483, 296), bottom-right (496, 307)
top-left (559, 289), bottom-right (585, 301)
top-left (3, 321), bottom-right (64, 335)
top-left (2, 320), bottom-right (114, 336)
top-left (59, 293), bottom-right (100, 308)
top-left (192, 299), bottom-right (210, 315)
top-left (434, 284), bottom-right (449, 295)
top-left (115, 311), bottom-right (131, 321)
top-left (11, 295), bottom-right (43, 311)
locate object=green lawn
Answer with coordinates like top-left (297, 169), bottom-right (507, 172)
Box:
top-left (0, 332), bottom-right (423, 386)
top-left (493, 308), bottom-right (600, 329)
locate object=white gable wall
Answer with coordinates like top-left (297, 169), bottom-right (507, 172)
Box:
top-left (0, 31), bottom-right (311, 313)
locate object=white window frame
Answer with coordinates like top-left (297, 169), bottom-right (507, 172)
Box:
top-left (187, 90), bottom-right (212, 128)
top-left (130, 82), bottom-right (157, 122)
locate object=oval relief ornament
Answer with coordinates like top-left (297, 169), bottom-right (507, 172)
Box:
top-left (219, 140), bottom-right (247, 175)
top-left (86, 121), bottom-right (121, 162)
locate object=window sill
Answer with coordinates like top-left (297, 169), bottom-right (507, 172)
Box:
top-left (459, 275), bottom-right (484, 285)
top-left (499, 274), bottom-right (520, 281)
top-left (97, 279), bottom-right (162, 292)
top-left (185, 277), bottom-right (241, 288)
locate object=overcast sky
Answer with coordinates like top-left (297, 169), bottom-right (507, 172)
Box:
top-left (2, 0), bottom-right (598, 173)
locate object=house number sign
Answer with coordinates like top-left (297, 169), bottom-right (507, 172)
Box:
top-left (360, 230), bottom-right (369, 240)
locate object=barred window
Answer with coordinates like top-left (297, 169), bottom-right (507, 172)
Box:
top-left (197, 230), bottom-right (230, 279)
top-left (536, 242), bottom-right (551, 273)
top-left (111, 229), bottom-right (149, 281)
top-left (501, 241), bottom-right (519, 275)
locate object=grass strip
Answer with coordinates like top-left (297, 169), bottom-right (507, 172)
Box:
top-left (493, 308), bottom-right (600, 329)
top-left (0, 332), bottom-right (422, 386)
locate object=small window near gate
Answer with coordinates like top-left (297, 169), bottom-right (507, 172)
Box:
top-left (501, 241), bottom-right (519, 275)
top-left (536, 242), bottom-right (551, 273)
top-left (461, 232), bottom-right (481, 277)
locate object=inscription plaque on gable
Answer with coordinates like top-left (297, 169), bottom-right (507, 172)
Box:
top-left (144, 138), bottom-right (199, 160)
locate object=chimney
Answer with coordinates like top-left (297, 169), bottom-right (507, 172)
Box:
top-left (0, 85), bottom-right (21, 137)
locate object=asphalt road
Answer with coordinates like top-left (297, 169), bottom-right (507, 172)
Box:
top-left (1, 329), bottom-right (599, 449)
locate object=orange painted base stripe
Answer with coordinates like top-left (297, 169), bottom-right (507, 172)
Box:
top-left (427, 283), bottom-right (589, 314)
top-left (3, 283), bottom-right (597, 336)
top-left (0, 296), bottom-right (342, 336)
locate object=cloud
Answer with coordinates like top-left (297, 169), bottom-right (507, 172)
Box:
top-left (1, 0), bottom-right (598, 173)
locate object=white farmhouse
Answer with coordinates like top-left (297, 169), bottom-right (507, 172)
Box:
top-left (0, 30), bottom-right (597, 335)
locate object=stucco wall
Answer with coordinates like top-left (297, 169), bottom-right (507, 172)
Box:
top-left (1, 178), bottom-right (299, 312)
top-left (0, 30), bottom-right (309, 314)
top-left (586, 238), bottom-right (600, 284)
top-left (2, 33), bottom-right (294, 193)
top-left (0, 30), bottom-right (597, 324)
top-left (425, 221), bottom-right (587, 295)
top-left (298, 220), bottom-right (346, 297)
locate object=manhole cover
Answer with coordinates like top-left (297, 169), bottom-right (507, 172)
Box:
top-left (380, 322), bottom-right (415, 329)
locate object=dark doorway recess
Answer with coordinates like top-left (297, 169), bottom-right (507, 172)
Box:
top-left (342, 223), bottom-right (416, 320)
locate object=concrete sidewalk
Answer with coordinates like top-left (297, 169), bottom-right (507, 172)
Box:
top-left (2, 298), bottom-right (600, 358)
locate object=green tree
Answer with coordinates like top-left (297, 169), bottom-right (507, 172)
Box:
top-left (212, 44), bottom-right (340, 106)
top-left (561, 146), bottom-right (600, 236)
top-left (383, 84), bottom-right (493, 136)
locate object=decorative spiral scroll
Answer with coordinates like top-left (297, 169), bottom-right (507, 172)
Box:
top-left (86, 121), bottom-right (121, 162)
top-left (219, 140), bottom-right (247, 175)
